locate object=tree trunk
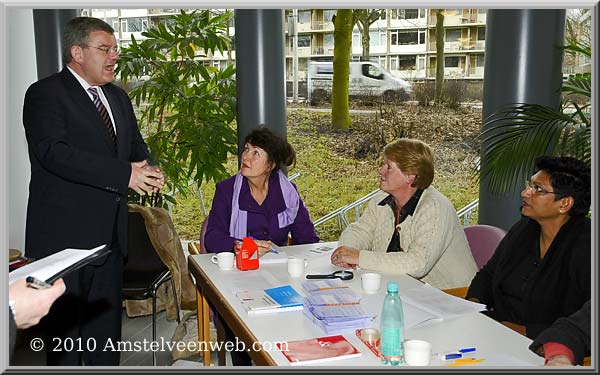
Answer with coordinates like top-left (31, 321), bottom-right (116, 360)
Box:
top-left (361, 21), bottom-right (370, 60)
top-left (332, 9), bottom-right (353, 129)
top-left (435, 10), bottom-right (445, 104)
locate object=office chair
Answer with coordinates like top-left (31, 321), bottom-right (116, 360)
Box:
top-left (123, 210), bottom-right (181, 366)
top-left (463, 224), bottom-right (507, 270)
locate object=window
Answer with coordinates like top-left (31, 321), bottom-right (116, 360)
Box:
top-left (445, 56), bottom-right (460, 68)
top-left (391, 9), bottom-right (420, 19)
top-left (419, 9), bottom-right (426, 18)
top-left (324, 9), bottom-right (337, 23)
top-left (369, 31), bottom-right (386, 46)
top-left (352, 32), bottom-right (360, 47)
top-left (298, 35), bottom-right (311, 47)
top-left (445, 28), bottom-right (461, 42)
top-left (390, 56), bottom-right (398, 70)
top-left (324, 33), bottom-right (334, 47)
top-left (391, 30), bottom-right (419, 45)
top-left (417, 56), bottom-right (425, 70)
top-left (477, 26), bottom-right (486, 40)
top-left (419, 30), bottom-right (425, 44)
top-left (398, 55), bottom-right (416, 70)
top-left (404, 9), bottom-right (418, 19)
top-left (362, 64), bottom-right (383, 80)
top-left (122, 17), bottom-right (147, 33)
top-left (476, 54), bottom-right (485, 67)
top-left (298, 10), bottom-right (311, 24)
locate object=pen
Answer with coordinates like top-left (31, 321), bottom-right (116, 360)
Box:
top-left (436, 348), bottom-right (476, 360)
top-left (26, 276), bottom-right (53, 289)
top-left (269, 248), bottom-right (279, 254)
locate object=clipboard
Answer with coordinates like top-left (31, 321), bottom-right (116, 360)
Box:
top-left (46, 245), bottom-right (111, 283)
top-left (9, 245), bottom-right (111, 285)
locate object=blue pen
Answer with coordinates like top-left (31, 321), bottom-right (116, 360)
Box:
top-left (439, 353), bottom-right (462, 360)
top-left (459, 347), bottom-right (476, 354)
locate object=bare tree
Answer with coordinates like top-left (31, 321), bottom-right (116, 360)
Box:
top-left (434, 9), bottom-right (445, 104)
top-left (353, 9), bottom-right (384, 61)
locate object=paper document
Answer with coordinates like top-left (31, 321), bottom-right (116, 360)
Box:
top-left (9, 245), bottom-right (109, 285)
top-left (260, 249), bottom-right (289, 264)
top-left (401, 283), bottom-right (486, 320)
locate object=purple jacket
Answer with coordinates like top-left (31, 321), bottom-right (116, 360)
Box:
top-left (205, 172), bottom-right (320, 253)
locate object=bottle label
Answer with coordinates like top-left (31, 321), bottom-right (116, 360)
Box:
top-left (381, 328), bottom-right (402, 356)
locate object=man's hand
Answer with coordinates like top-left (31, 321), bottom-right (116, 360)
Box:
top-left (129, 160), bottom-right (165, 195)
top-left (9, 278), bottom-right (66, 329)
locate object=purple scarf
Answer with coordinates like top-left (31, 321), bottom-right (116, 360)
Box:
top-left (229, 170), bottom-right (300, 240)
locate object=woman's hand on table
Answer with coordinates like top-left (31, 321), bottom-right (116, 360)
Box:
top-left (255, 240), bottom-right (273, 257)
top-left (331, 246), bottom-right (359, 269)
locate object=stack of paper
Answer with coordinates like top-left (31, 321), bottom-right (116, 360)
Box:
top-left (401, 283), bottom-right (486, 320)
top-left (302, 280), bottom-right (373, 335)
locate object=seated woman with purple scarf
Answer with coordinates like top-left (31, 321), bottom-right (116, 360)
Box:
top-left (205, 126), bottom-right (319, 366)
top-left (205, 126), bottom-right (319, 255)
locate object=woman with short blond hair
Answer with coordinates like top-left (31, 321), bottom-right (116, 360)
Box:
top-left (331, 138), bottom-right (477, 289)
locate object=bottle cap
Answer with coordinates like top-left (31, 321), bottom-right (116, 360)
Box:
top-left (387, 281), bottom-right (398, 293)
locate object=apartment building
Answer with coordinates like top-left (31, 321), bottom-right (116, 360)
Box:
top-left (85, 8), bottom-right (486, 82)
top-left (286, 9), bottom-right (487, 82)
top-left (86, 8), bottom-right (584, 87)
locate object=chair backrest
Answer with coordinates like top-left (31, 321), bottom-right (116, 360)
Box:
top-left (125, 210), bottom-right (168, 275)
top-left (199, 215), bottom-right (209, 254)
top-left (463, 224), bottom-right (507, 270)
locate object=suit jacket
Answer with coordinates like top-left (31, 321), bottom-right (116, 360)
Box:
top-left (23, 68), bottom-right (152, 259)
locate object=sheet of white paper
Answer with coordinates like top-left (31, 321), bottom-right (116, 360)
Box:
top-left (401, 283), bottom-right (486, 320)
top-left (260, 250), bottom-right (289, 264)
top-left (228, 272), bottom-right (281, 294)
top-left (9, 245), bottom-right (107, 285)
top-left (402, 300), bottom-right (442, 329)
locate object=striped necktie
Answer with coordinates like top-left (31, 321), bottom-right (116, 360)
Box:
top-left (87, 87), bottom-right (117, 145)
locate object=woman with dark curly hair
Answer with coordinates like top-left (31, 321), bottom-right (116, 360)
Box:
top-left (466, 156), bottom-right (591, 340)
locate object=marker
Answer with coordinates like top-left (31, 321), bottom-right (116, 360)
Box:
top-left (458, 347), bottom-right (476, 354)
top-left (270, 248), bottom-right (279, 254)
top-left (26, 276), bottom-right (53, 289)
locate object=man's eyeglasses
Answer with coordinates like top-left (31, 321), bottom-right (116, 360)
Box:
top-left (80, 44), bottom-right (120, 55)
top-left (524, 180), bottom-right (561, 197)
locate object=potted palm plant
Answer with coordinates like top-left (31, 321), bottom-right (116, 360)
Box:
top-left (477, 40), bottom-right (591, 193)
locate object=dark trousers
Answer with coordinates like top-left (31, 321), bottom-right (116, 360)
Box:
top-left (40, 247), bottom-right (124, 366)
top-left (222, 317), bottom-right (252, 366)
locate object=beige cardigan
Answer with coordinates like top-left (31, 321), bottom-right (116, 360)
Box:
top-left (339, 188), bottom-right (477, 289)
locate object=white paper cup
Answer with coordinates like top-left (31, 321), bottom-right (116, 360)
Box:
top-left (404, 339), bottom-right (432, 366)
top-left (211, 252), bottom-right (234, 270)
top-left (287, 257), bottom-right (307, 277)
top-left (361, 272), bottom-right (382, 293)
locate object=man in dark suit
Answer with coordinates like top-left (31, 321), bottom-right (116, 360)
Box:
top-left (22, 17), bottom-right (164, 365)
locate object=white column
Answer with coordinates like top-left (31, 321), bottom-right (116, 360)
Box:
top-left (8, 9), bottom-right (37, 253)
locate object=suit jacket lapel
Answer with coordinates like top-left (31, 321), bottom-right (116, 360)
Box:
top-left (60, 69), bottom-right (117, 153)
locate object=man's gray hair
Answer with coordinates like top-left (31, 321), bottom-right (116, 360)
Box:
top-left (62, 17), bottom-right (114, 64)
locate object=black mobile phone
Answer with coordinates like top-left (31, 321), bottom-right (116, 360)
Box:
top-left (26, 276), bottom-right (53, 289)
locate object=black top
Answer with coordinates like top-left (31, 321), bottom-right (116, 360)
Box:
top-left (378, 189), bottom-right (423, 253)
top-left (529, 300), bottom-right (591, 365)
top-left (466, 216), bottom-right (590, 339)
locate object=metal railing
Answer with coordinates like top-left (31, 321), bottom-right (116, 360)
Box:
top-left (314, 188), bottom-right (480, 232)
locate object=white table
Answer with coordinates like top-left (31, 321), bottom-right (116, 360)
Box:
top-left (188, 242), bottom-right (543, 367)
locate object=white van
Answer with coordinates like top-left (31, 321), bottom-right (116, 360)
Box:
top-left (307, 61), bottom-right (413, 105)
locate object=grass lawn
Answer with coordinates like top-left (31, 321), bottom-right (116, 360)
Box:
top-left (170, 104), bottom-right (481, 242)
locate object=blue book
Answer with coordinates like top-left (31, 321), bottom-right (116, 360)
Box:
top-left (237, 285), bottom-right (304, 315)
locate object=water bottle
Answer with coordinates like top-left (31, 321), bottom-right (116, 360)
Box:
top-left (380, 281), bottom-right (404, 365)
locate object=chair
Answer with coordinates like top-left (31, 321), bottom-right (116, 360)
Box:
top-left (463, 224), bottom-right (507, 270)
top-left (122, 210), bottom-right (181, 366)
